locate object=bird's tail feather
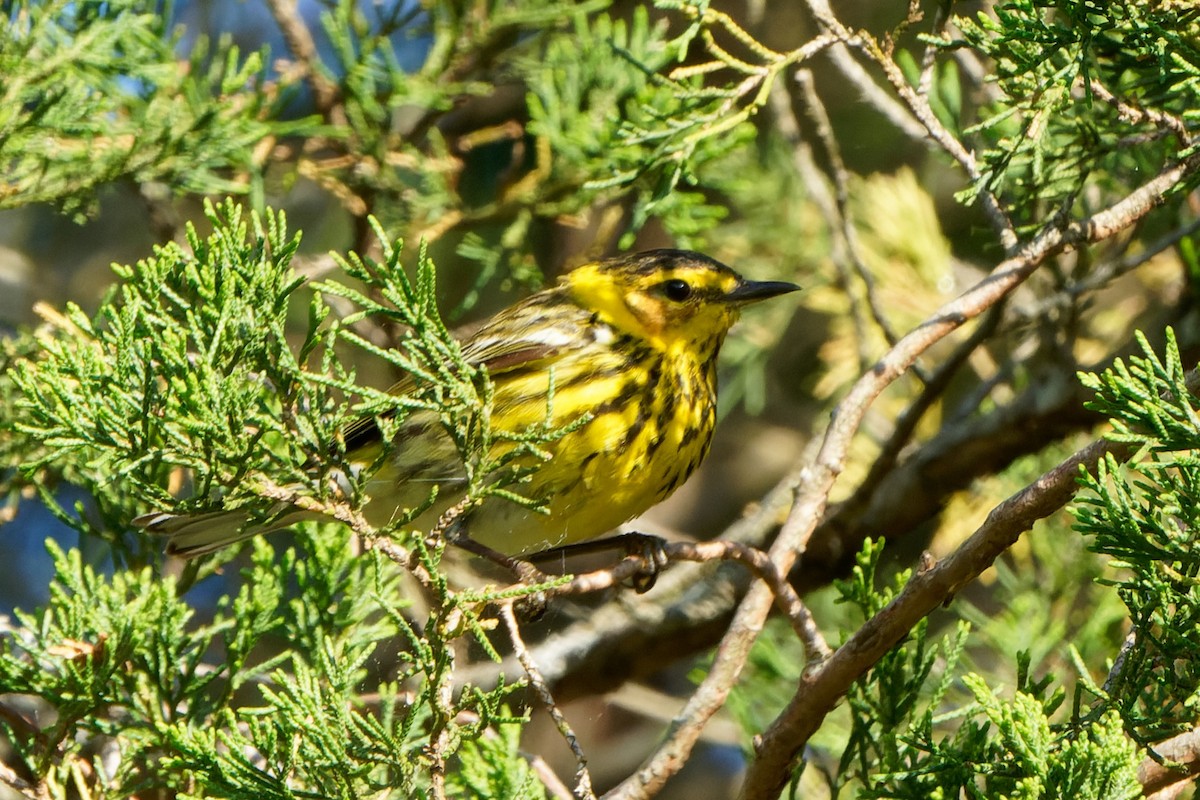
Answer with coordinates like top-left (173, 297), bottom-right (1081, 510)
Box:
top-left (134, 506), bottom-right (322, 558)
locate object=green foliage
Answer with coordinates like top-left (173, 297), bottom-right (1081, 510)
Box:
top-left (0, 531), bottom-right (536, 798)
top-left (524, 7), bottom-right (744, 246)
top-left (7, 199), bottom-right (551, 551)
top-left (449, 716), bottom-right (548, 800)
top-left (751, 540), bottom-right (1141, 799)
top-left (1, 0), bottom-right (300, 219)
top-left (957, 685), bottom-right (1140, 800)
top-left (315, 231), bottom-right (570, 518)
top-left (948, 1), bottom-right (1200, 224)
top-left (1, 0), bottom-right (771, 274)
top-left (9, 200), bottom-right (346, 563)
top-left (1074, 328), bottom-right (1200, 746)
top-left (836, 542), bottom-right (973, 799)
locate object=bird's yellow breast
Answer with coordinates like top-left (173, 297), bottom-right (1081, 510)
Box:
top-left (467, 347), bottom-right (717, 553)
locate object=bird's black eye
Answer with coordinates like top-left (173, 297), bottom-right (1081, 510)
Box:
top-left (661, 279), bottom-right (692, 302)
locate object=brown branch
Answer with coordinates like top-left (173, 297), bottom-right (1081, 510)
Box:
top-left (669, 541), bottom-right (831, 663)
top-left (739, 340), bottom-right (1200, 796)
top-left (1139, 727), bottom-right (1200, 796)
top-left (1089, 79), bottom-right (1192, 145)
top-left (810, 350), bottom-right (1095, 574)
top-left (602, 139), bottom-right (1200, 800)
top-left (529, 754), bottom-right (575, 800)
top-left (252, 480), bottom-right (438, 590)
top-left (740, 432), bottom-right (1133, 798)
top-left (264, 0), bottom-right (341, 118)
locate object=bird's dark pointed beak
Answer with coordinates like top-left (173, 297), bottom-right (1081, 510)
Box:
top-left (726, 279), bottom-right (801, 304)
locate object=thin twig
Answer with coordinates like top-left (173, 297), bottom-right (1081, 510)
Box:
top-left (916, 2), bottom-right (949, 100)
top-left (673, 541), bottom-right (832, 664)
top-left (870, 55), bottom-right (1017, 251)
top-left (1089, 79), bottom-right (1191, 144)
top-left (529, 754), bottom-right (575, 800)
top-left (798, 0), bottom-right (1019, 252)
top-left (846, 300), bottom-right (1006, 508)
top-left (452, 454), bottom-right (808, 698)
top-left (1011, 216), bottom-right (1200, 325)
top-left (429, 728), bottom-right (449, 800)
top-left (252, 480), bottom-right (436, 590)
top-left (794, 69), bottom-right (912, 369)
top-left (767, 79), bottom-right (873, 371)
top-left (500, 603), bottom-right (597, 800)
top-left (264, 0), bottom-right (341, 117)
top-left (541, 539), bottom-right (830, 664)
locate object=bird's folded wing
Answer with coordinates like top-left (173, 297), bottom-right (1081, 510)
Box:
top-left (339, 310), bottom-right (578, 451)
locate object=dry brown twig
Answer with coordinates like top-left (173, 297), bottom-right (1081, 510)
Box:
top-left (529, 754), bottom-right (575, 800)
top-left (252, 479), bottom-right (442, 588)
top-left (799, 70), bottom-right (903, 350)
top-left (263, 0), bottom-right (341, 119)
top-left (500, 602), bottom-right (597, 800)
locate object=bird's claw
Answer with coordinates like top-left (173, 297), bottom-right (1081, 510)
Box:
top-left (514, 589), bottom-right (549, 621)
top-left (622, 532), bottom-right (669, 593)
top-left (512, 560), bottom-right (552, 620)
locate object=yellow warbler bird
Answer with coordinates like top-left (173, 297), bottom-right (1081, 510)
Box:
top-left (138, 249), bottom-right (798, 567)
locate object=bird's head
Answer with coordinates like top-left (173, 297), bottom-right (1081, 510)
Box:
top-left (563, 249), bottom-right (799, 357)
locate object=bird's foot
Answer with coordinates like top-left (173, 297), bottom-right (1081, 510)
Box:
top-left (617, 532), bottom-right (669, 593)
